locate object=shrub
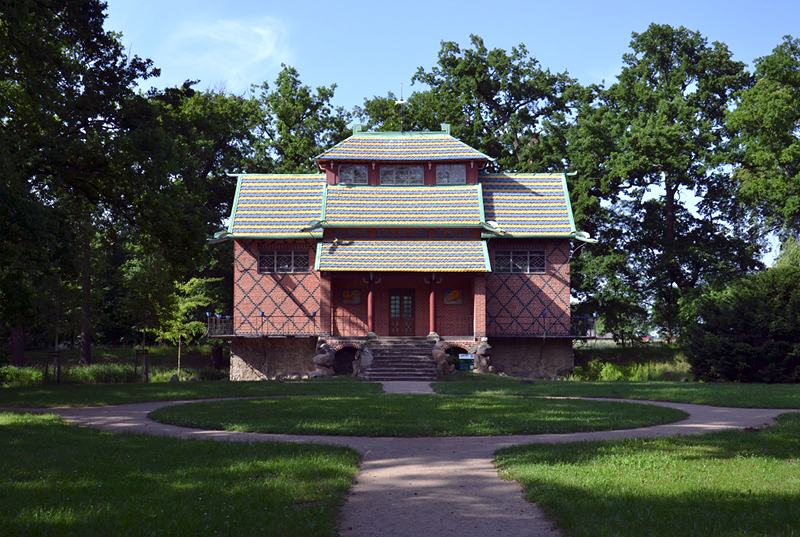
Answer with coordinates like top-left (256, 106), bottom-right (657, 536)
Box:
top-left (688, 263), bottom-right (800, 383)
top-left (0, 366), bottom-right (42, 387)
top-left (598, 362), bottom-right (625, 381)
top-left (64, 364), bottom-right (139, 384)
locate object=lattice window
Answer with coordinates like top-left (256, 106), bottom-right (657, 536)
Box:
top-left (436, 164), bottom-right (466, 184)
top-left (258, 249), bottom-right (310, 273)
top-left (339, 164), bottom-right (368, 184)
top-left (494, 250), bottom-right (546, 274)
top-left (380, 165), bottom-right (424, 185)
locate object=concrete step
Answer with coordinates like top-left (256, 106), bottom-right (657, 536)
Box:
top-left (364, 338), bottom-right (437, 381)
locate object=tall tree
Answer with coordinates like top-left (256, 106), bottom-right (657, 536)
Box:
top-left (251, 65), bottom-right (350, 174)
top-left (0, 0), bottom-right (159, 360)
top-left (727, 35), bottom-right (800, 239)
top-left (578, 24), bottom-right (762, 340)
top-left (358, 35), bottom-right (582, 173)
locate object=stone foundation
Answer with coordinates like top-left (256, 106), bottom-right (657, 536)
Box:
top-left (488, 337), bottom-right (573, 378)
top-left (230, 337), bottom-right (317, 381)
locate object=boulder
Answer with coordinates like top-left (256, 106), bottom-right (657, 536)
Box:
top-left (472, 342), bottom-right (492, 374)
top-left (432, 341), bottom-right (452, 378)
top-left (352, 344), bottom-right (374, 379)
top-left (310, 339), bottom-right (336, 377)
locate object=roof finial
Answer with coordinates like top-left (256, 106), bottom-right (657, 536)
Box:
top-left (395, 82), bottom-right (407, 132)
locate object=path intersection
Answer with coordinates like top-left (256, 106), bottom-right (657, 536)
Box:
top-left (21, 382), bottom-right (795, 537)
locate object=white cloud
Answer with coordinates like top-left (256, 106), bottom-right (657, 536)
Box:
top-left (158, 16), bottom-right (294, 93)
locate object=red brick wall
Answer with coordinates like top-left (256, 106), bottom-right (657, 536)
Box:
top-left (331, 273), bottom-right (476, 337)
top-left (232, 237), bottom-right (571, 339)
top-left (233, 239), bottom-right (322, 336)
top-left (486, 239), bottom-right (571, 336)
top-left (331, 275), bottom-right (369, 336)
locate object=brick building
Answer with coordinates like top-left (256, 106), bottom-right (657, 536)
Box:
top-left (209, 125), bottom-right (595, 380)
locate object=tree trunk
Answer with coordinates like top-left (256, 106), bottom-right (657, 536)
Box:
top-left (11, 325), bottom-right (25, 366)
top-left (80, 229), bottom-right (92, 365)
top-left (664, 172), bottom-right (677, 253)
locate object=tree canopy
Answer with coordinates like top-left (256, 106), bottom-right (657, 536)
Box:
top-left (728, 36), bottom-right (800, 238)
top-left (2, 8), bottom-right (799, 381)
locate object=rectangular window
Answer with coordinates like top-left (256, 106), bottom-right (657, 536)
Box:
top-left (494, 250), bottom-right (546, 273)
top-left (258, 249), bottom-right (310, 273)
top-left (436, 164), bottom-right (466, 184)
top-left (339, 164), bottom-right (368, 184)
top-left (380, 165), bottom-right (424, 185)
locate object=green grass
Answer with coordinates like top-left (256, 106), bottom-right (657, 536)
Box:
top-left (0, 412), bottom-right (360, 537)
top-left (434, 373), bottom-right (800, 408)
top-left (150, 395), bottom-right (687, 437)
top-left (495, 412), bottom-right (800, 537)
top-left (0, 378), bottom-right (382, 408)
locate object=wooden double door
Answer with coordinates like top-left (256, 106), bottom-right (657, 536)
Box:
top-left (389, 289), bottom-right (415, 336)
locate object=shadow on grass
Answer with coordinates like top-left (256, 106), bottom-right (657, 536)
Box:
top-left (495, 414), bottom-right (800, 537)
top-left (434, 374), bottom-right (800, 408)
top-left (0, 413), bottom-right (360, 537)
top-left (150, 395), bottom-right (687, 437)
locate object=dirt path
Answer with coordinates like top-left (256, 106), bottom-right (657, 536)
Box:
top-left (13, 386), bottom-right (796, 537)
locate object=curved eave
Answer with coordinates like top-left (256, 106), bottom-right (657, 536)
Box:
top-left (228, 232), bottom-right (323, 240)
top-left (325, 223), bottom-right (485, 229)
top-left (481, 232), bottom-right (575, 239)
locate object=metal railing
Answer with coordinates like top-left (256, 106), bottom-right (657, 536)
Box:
top-left (207, 314), bottom-right (322, 337)
top-left (570, 315), bottom-right (597, 338)
top-left (487, 314), bottom-right (571, 337)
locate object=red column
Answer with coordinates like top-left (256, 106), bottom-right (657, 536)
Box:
top-left (367, 274), bottom-right (375, 334)
top-left (319, 272), bottom-right (332, 336)
top-left (429, 273), bottom-right (437, 336)
top-left (473, 274), bottom-right (486, 338)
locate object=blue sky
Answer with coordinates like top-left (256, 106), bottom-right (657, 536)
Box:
top-left (106, 0), bottom-right (799, 110)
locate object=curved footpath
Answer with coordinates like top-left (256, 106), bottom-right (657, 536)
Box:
top-left (13, 382), bottom-right (799, 537)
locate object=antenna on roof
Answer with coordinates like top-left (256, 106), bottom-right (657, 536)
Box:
top-left (395, 82), bottom-right (407, 132)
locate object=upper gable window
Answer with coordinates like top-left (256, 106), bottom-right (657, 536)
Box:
top-left (339, 164), bottom-right (368, 184)
top-left (495, 250), bottom-right (546, 274)
top-left (258, 249), bottom-right (309, 274)
top-left (380, 165), bottom-right (424, 185)
top-left (436, 164), bottom-right (466, 184)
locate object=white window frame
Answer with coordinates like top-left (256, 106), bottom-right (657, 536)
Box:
top-left (258, 249), bottom-right (310, 274)
top-left (494, 250), bottom-right (546, 274)
top-left (436, 164), bottom-right (466, 184)
top-left (338, 164), bottom-right (368, 184)
top-left (380, 165), bottom-right (424, 185)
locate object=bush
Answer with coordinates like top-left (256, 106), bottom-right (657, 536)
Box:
top-left (63, 364), bottom-right (139, 384)
top-left (0, 366), bottom-right (42, 387)
top-left (688, 263), bottom-right (800, 383)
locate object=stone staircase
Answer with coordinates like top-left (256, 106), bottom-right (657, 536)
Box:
top-left (365, 337), bottom-right (437, 381)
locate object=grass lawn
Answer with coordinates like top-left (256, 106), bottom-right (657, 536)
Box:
top-left (149, 395), bottom-right (687, 437)
top-left (434, 373), bottom-right (800, 408)
top-left (0, 412), bottom-right (360, 537)
top-left (495, 412), bottom-right (800, 537)
top-left (0, 377), bottom-right (382, 408)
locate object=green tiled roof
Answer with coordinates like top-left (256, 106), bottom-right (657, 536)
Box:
top-left (323, 185), bottom-right (484, 227)
top-left (480, 174), bottom-right (576, 236)
top-left (228, 175), bottom-right (325, 237)
top-left (315, 240), bottom-right (490, 272)
top-left (317, 132), bottom-right (493, 162)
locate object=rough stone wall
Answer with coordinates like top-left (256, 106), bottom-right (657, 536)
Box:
top-left (488, 337), bottom-right (573, 378)
top-left (230, 337), bottom-right (317, 381)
